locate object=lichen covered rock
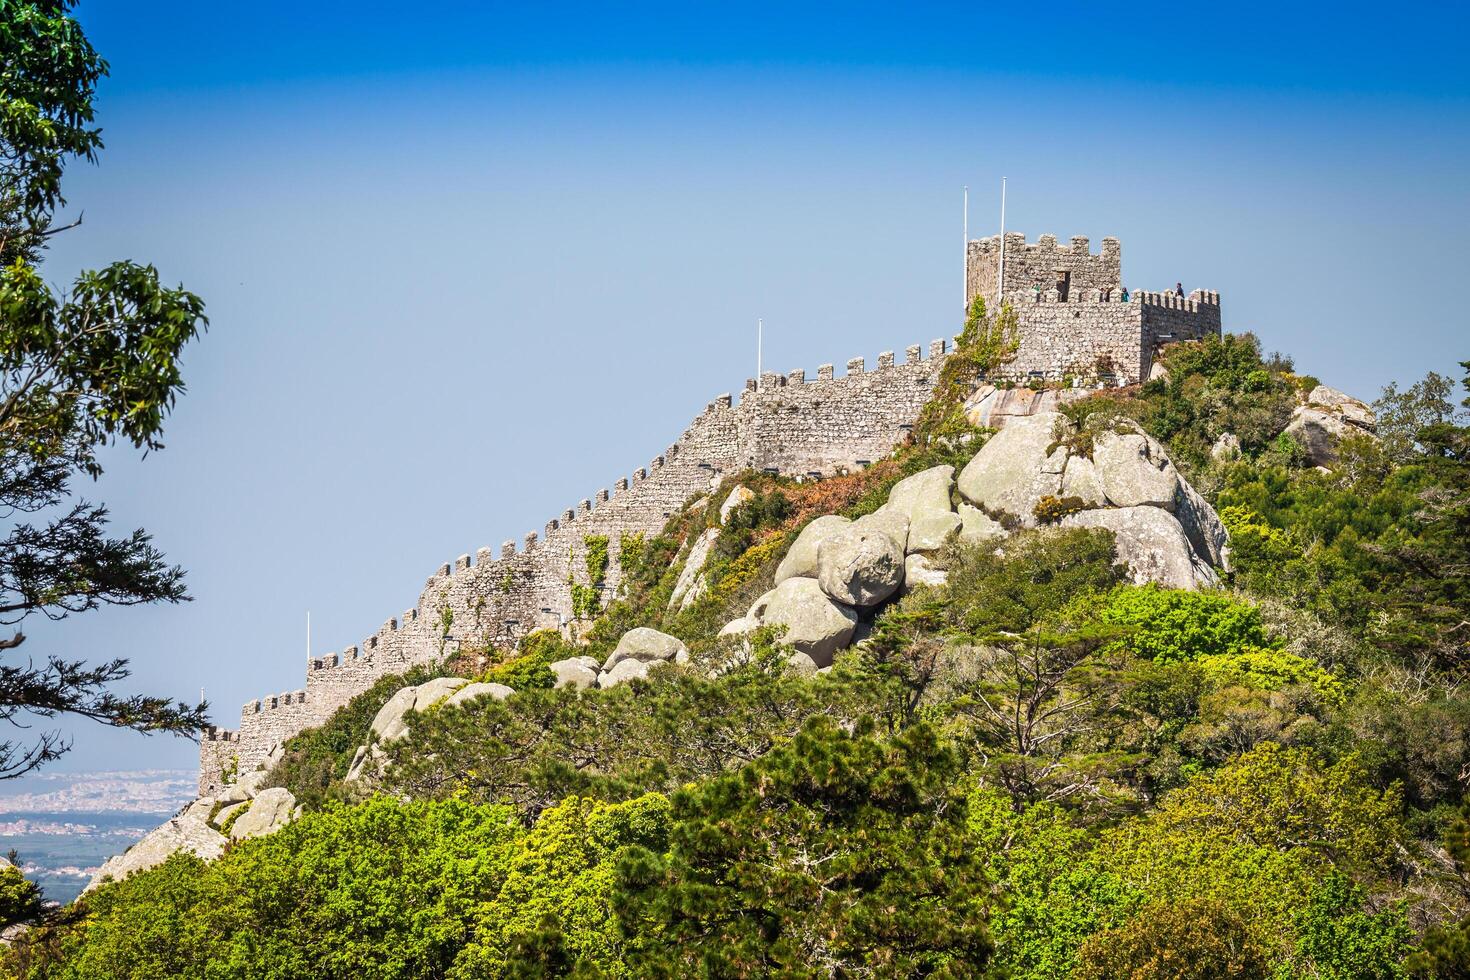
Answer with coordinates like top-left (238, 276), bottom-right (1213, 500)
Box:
top-left (774, 515), bottom-right (852, 583)
top-left (816, 523), bottom-right (906, 607)
top-left (755, 577), bottom-right (859, 667)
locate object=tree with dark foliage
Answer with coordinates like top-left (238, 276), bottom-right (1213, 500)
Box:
top-left (0, 0), bottom-right (209, 780)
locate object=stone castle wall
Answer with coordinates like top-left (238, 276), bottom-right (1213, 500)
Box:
top-left (967, 233), bottom-right (1122, 309)
top-left (199, 338), bottom-right (951, 794)
top-left (964, 233), bottom-right (1220, 384)
top-left (993, 288), bottom-right (1221, 385)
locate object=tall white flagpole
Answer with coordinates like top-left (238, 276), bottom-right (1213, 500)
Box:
top-left (997, 177), bottom-right (1007, 305)
top-left (962, 185), bottom-right (969, 311)
top-left (757, 318), bottom-right (763, 385)
top-left (306, 610), bottom-right (311, 658)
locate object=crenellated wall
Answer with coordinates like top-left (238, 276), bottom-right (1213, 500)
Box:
top-left (993, 287), bottom-right (1222, 384)
top-left (963, 233), bottom-right (1221, 385)
top-left (198, 336), bottom-right (952, 794)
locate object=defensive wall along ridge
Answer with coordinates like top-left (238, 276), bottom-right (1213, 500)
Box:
top-left (200, 232), bottom-right (1225, 793)
top-left (200, 337), bottom-right (952, 793)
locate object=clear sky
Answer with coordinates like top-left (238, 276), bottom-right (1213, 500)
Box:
top-left (28, 1), bottom-right (1469, 770)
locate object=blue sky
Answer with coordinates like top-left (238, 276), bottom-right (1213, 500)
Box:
top-left (26, 1), bottom-right (1469, 770)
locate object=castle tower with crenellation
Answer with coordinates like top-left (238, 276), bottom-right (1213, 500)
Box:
top-left (966, 233), bottom-right (1220, 385)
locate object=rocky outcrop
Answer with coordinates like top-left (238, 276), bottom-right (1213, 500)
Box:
top-left (719, 485), bottom-right (755, 524)
top-left (1284, 385), bottom-right (1377, 466)
top-left (444, 681), bottom-right (515, 708)
top-left (1062, 506), bottom-right (1218, 589)
top-left (956, 413), bottom-right (1068, 526)
top-left (1091, 430), bottom-right (1180, 509)
top-left (346, 677), bottom-right (473, 781)
top-left (953, 411), bottom-right (1227, 587)
top-left (549, 656), bottom-right (599, 689)
top-left (774, 515), bottom-right (852, 583)
top-left (229, 787), bottom-right (298, 842)
top-left (746, 577), bottom-right (859, 667)
top-left (669, 528), bottom-right (720, 610)
top-left (88, 810), bottom-right (226, 892)
top-left (885, 465), bottom-right (955, 521)
top-left (602, 627), bottom-right (688, 672)
top-left (964, 384), bottom-right (1086, 429)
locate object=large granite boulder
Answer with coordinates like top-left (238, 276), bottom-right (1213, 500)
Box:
top-left (907, 511), bottom-right (961, 553)
top-left (602, 627), bottom-right (689, 672)
top-left (1174, 478), bottom-right (1231, 571)
top-left (885, 465), bottom-right (955, 521)
top-left (1307, 385), bottom-right (1375, 430)
top-left (1283, 386), bottom-right (1378, 466)
top-left (346, 676), bottom-right (472, 781)
top-left (1285, 408), bottom-right (1359, 466)
top-left (817, 522), bottom-right (906, 607)
top-left (1092, 430), bottom-right (1179, 509)
top-left (444, 681), bottom-right (515, 708)
top-left (1062, 506), bottom-right (1218, 589)
top-left (87, 810), bottom-right (226, 892)
top-left (957, 413), bottom-right (1067, 526)
top-left (229, 787), bottom-right (298, 842)
top-left (775, 515), bottom-right (851, 583)
top-left (1060, 453), bottom-right (1107, 506)
top-left (669, 527), bottom-right (719, 609)
top-left (753, 577), bottom-right (859, 667)
top-left (599, 658), bottom-right (651, 688)
top-left (549, 657), bottom-right (599, 689)
top-left (368, 677), bottom-right (471, 744)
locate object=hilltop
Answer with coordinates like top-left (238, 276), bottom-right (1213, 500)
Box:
top-left (5, 305), bottom-right (1467, 978)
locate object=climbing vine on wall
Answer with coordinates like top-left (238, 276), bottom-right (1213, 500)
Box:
top-left (913, 295), bottom-right (1019, 447)
top-left (570, 535), bottom-right (611, 619)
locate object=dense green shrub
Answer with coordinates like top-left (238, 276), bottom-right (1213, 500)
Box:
top-left (1100, 584), bottom-right (1270, 663)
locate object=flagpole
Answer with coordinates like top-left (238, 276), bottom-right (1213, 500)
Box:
top-left (962, 185), bottom-right (969, 311)
top-left (997, 177), bottom-right (1007, 305)
top-left (757, 318), bottom-right (763, 385)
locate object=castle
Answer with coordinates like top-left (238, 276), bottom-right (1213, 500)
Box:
top-left (966, 233), bottom-right (1220, 384)
top-left (198, 233), bottom-right (1222, 793)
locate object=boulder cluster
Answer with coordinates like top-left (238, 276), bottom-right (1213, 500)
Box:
top-left (709, 410), bottom-right (1229, 669)
top-left (86, 744), bottom-right (301, 893)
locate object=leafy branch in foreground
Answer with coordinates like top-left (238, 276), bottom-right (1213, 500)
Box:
top-left (0, 0), bottom-right (209, 777)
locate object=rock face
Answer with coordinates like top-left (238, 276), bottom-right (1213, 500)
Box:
top-left (904, 553), bottom-right (948, 589)
top-left (885, 465), bottom-right (955, 521)
top-left (1062, 506), bottom-right (1218, 589)
top-left (956, 413), bottom-right (1068, 526)
top-left (774, 515), bottom-right (851, 583)
top-left (719, 485), bottom-right (755, 524)
top-left (1211, 432), bottom-right (1241, 461)
top-left (602, 627), bottom-right (689, 673)
top-left (817, 523), bottom-right (906, 607)
top-left (549, 657), bottom-right (599, 689)
top-left (1091, 430), bottom-right (1180, 509)
top-left (669, 527), bottom-right (719, 610)
top-left (750, 577), bottom-right (859, 667)
top-left (958, 503), bottom-right (1006, 545)
top-left (229, 787), bottom-right (298, 842)
top-left (87, 810), bottom-right (226, 892)
top-left (1284, 386), bottom-right (1377, 466)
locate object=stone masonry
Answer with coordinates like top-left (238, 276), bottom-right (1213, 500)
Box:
top-left (965, 233), bottom-right (1221, 384)
top-left (200, 339), bottom-right (950, 794)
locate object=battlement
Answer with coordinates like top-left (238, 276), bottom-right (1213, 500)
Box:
top-left (967, 232), bottom-right (1123, 311)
